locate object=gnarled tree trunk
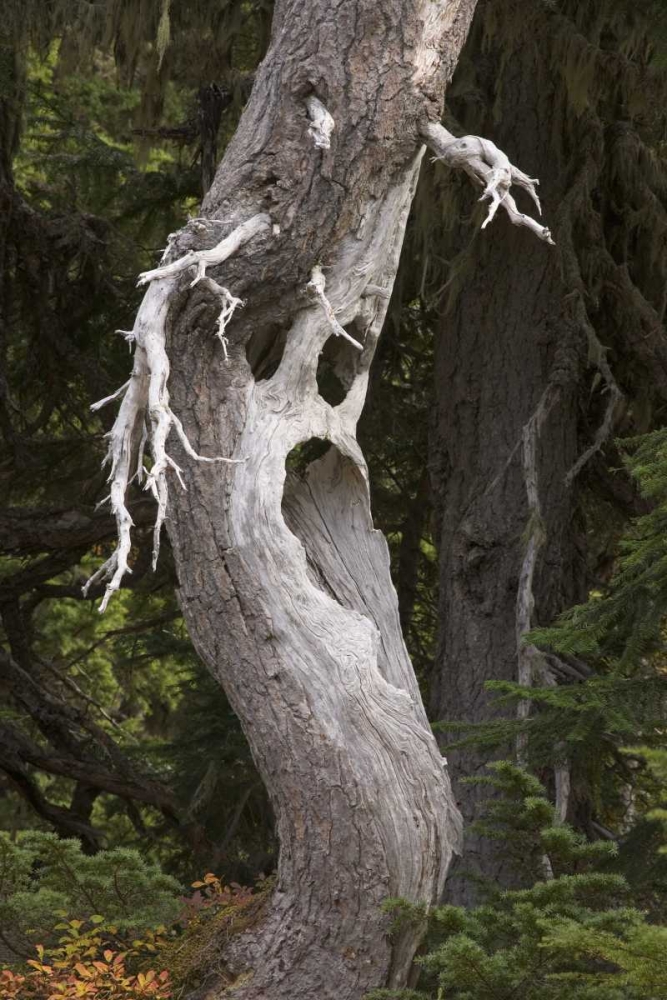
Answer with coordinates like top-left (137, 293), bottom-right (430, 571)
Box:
top-left (164, 5), bottom-right (474, 993)
top-left (89, 0), bottom-right (552, 994)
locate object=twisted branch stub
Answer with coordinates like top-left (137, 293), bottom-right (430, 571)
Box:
top-left (422, 122), bottom-right (555, 244)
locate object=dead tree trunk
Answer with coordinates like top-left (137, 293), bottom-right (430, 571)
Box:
top-left (88, 0), bottom-right (553, 994)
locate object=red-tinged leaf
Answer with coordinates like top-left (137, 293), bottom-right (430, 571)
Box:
top-left (191, 880), bottom-right (205, 888)
top-left (158, 971), bottom-right (169, 982)
top-left (103, 950), bottom-right (113, 962)
top-left (74, 962), bottom-right (92, 978)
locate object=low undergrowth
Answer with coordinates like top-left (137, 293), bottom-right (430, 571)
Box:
top-left (0, 834), bottom-right (273, 999)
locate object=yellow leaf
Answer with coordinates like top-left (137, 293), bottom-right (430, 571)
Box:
top-left (74, 962), bottom-right (92, 979)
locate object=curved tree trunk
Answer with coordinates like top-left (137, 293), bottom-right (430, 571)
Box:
top-left (156, 1), bottom-right (476, 996)
top-left (91, 0), bottom-right (553, 990)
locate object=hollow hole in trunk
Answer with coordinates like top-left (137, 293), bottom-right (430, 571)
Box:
top-left (245, 322), bottom-right (288, 380)
top-left (285, 437), bottom-right (331, 478)
top-left (316, 327), bottom-right (364, 406)
top-left (282, 440), bottom-right (360, 608)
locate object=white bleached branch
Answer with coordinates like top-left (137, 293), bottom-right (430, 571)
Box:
top-left (86, 216), bottom-right (268, 610)
top-left (90, 380), bottom-right (131, 412)
top-left (196, 275), bottom-right (245, 360)
top-left (422, 122), bottom-right (554, 244)
top-left (306, 96), bottom-right (334, 150)
top-left (137, 213), bottom-right (271, 286)
top-left (115, 329), bottom-right (136, 351)
top-left (84, 343), bottom-right (152, 611)
top-left (307, 266), bottom-right (364, 351)
top-left (515, 386), bottom-right (571, 825)
top-left (215, 292), bottom-right (244, 358)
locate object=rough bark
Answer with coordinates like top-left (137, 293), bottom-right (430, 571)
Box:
top-left (136, 2), bottom-right (477, 996)
top-left (89, 0), bottom-right (557, 991)
top-left (430, 22), bottom-right (585, 904)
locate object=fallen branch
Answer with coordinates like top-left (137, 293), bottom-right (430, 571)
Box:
top-left (422, 122), bottom-right (555, 244)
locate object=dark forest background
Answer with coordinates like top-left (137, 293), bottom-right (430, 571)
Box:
top-left (3, 1), bottom-right (667, 996)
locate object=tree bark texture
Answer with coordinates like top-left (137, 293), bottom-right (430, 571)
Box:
top-left (155, 1), bottom-right (476, 996)
top-left (430, 11), bottom-right (586, 904)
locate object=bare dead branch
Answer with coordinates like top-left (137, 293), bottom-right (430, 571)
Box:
top-left (307, 266), bottom-right (364, 351)
top-left (422, 122), bottom-right (555, 244)
top-left (86, 215), bottom-right (271, 610)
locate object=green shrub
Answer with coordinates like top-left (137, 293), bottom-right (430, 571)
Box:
top-left (0, 832), bottom-right (181, 958)
top-left (369, 764), bottom-right (667, 1000)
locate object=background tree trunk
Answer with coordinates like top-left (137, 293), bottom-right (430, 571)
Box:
top-left (157, 0), bottom-right (477, 995)
top-left (429, 9), bottom-right (586, 904)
